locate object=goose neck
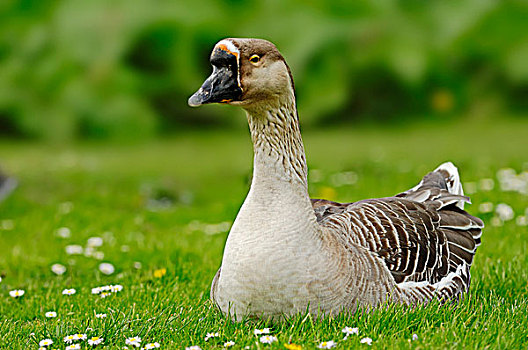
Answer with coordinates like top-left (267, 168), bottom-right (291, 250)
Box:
top-left (245, 98), bottom-right (308, 192)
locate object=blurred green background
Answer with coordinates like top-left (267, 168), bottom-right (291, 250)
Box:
top-left (1, 0), bottom-right (527, 141)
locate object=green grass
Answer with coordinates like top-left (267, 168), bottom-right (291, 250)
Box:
top-left (1, 116), bottom-right (527, 349)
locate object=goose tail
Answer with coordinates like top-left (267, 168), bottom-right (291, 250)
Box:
top-left (402, 161), bottom-right (467, 210)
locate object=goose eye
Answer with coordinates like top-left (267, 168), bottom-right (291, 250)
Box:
top-left (249, 54), bottom-right (260, 64)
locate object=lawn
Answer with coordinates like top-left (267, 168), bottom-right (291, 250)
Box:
top-left (0, 116), bottom-right (527, 349)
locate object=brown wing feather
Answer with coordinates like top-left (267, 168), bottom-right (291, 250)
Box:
top-left (311, 177), bottom-right (483, 289)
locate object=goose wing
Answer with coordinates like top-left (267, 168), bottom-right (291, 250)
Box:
top-left (311, 165), bottom-right (483, 294)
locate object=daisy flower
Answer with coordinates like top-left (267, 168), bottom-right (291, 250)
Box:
top-left (224, 341), bottom-right (235, 347)
top-left (9, 289), bottom-right (25, 298)
top-left (51, 263), bottom-right (67, 275)
top-left (259, 335), bottom-right (277, 344)
top-left (496, 203), bottom-right (514, 221)
top-left (100, 292), bottom-right (111, 298)
top-left (517, 215), bottom-right (528, 226)
top-left (412, 334), bottom-right (418, 341)
top-left (254, 328), bottom-right (270, 335)
top-left (39, 339), bottom-right (53, 347)
top-left (87, 237), bottom-right (104, 247)
top-left (45, 311), bottom-right (57, 318)
top-left (342, 327), bottom-right (359, 336)
top-left (95, 313), bottom-right (107, 318)
top-left (342, 326), bottom-right (359, 340)
top-left (66, 345), bottom-right (81, 350)
top-left (64, 335), bottom-right (76, 344)
top-left (73, 334), bottom-right (87, 341)
top-left (126, 336), bottom-right (142, 347)
top-left (185, 347), bottom-right (201, 350)
top-left (92, 287), bottom-right (102, 294)
top-left (65, 245), bottom-right (83, 255)
top-left (205, 332), bottom-right (220, 341)
top-left (88, 336), bottom-right (104, 346)
top-left (56, 226), bottom-right (71, 238)
top-left (62, 288), bottom-right (76, 295)
top-left (360, 337), bottom-right (373, 345)
top-left (111, 284), bottom-right (123, 293)
top-left (99, 263), bottom-right (115, 275)
top-left (317, 341), bottom-right (336, 349)
top-left (143, 342), bottom-right (160, 349)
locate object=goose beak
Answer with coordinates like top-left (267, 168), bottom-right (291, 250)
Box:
top-left (188, 49), bottom-right (242, 107)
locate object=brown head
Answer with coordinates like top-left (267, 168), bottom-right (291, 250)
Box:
top-left (188, 38), bottom-right (295, 109)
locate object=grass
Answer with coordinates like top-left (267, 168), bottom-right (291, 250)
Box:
top-left (0, 116), bottom-right (527, 349)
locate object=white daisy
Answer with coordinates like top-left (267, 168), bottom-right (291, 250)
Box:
top-left (100, 291), bottom-right (111, 298)
top-left (64, 334), bottom-right (76, 344)
top-left (126, 336), bottom-right (142, 347)
top-left (496, 203), bottom-right (514, 221)
top-left (88, 336), bottom-right (104, 346)
top-left (412, 334), bottom-right (418, 341)
top-left (87, 237), bottom-right (104, 247)
top-left (479, 178), bottom-right (494, 191)
top-left (73, 334), bottom-right (87, 341)
top-left (205, 332), bottom-right (220, 341)
top-left (62, 288), bottom-right (76, 295)
top-left (9, 289), bottom-right (25, 298)
top-left (99, 263), bottom-right (115, 275)
top-left (143, 342), bottom-right (160, 349)
top-left (253, 328), bottom-right (270, 335)
top-left (317, 340), bottom-right (336, 349)
top-left (342, 326), bottom-right (359, 335)
top-left (360, 337), bottom-right (373, 345)
top-left (65, 245), bottom-right (83, 255)
top-left (66, 345), bottom-right (81, 350)
top-left (95, 313), bottom-right (107, 318)
top-left (259, 335), bottom-right (277, 344)
top-left (110, 284), bottom-right (123, 292)
top-left (56, 226), bottom-right (71, 238)
top-left (45, 311), bottom-right (57, 318)
top-left (478, 202), bottom-right (494, 213)
top-left (185, 347), bottom-right (201, 350)
top-left (92, 287), bottom-right (102, 294)
top-left (224, 341), bottom-right (235, 347)
top-left (51, 263), bottom-right (67, 275)
top-left (39, 339), bottom-right (53, 347)
top-left (517, 216), bottom-right (528, 226)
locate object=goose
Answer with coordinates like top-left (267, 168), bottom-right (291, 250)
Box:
top-left (188, 38), bottom-right (484, 321)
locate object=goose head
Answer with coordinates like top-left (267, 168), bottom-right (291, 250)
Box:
top-left (188, 38), bottom-right (295, 110)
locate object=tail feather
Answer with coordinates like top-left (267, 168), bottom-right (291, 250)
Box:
top-left (396, 161), bottom-right (484, 299)
top-left (401, 162), bottom-right (466, 209)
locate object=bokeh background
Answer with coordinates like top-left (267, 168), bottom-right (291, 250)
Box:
top-left (1, 0), bottom-right (527, 141)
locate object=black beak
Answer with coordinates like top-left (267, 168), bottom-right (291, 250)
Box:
top-left (188, 49), bottom-right (242, 107)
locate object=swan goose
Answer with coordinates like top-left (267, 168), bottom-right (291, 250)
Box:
top-left (188, 38), bottom-right (484, 321)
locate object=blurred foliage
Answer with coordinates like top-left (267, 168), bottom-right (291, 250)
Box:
top-left (0, 0), bottom-right (527, 140)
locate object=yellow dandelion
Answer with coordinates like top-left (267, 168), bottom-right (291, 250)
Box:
top-left (154, 268), bottom-right (167, 278)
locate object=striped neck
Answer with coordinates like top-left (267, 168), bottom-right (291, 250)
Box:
top-left (244, 94), bottom-right (308, 192)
